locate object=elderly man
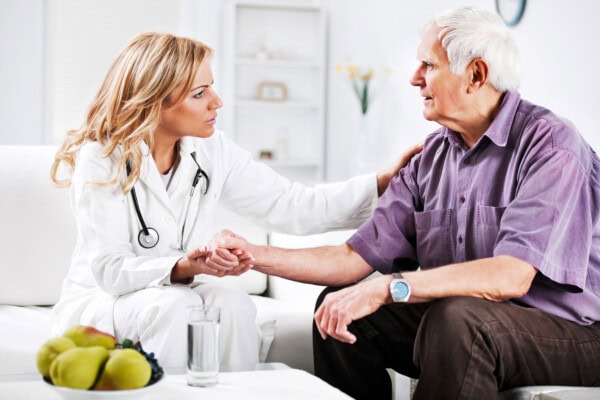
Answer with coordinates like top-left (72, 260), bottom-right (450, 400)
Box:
top-left (216, 5), bottom-right (600, 400)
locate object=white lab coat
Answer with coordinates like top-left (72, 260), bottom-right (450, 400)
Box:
top-left (51, 131), bottom-right (378, 362)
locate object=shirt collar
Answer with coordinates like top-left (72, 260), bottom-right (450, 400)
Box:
top-left (442, 91), bottom-right (521, 149)
top-left (484, 91), bottom-right (521, 147)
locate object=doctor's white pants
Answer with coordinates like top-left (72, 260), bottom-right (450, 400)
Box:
top-left (112, 283), bottom-right (262, 369)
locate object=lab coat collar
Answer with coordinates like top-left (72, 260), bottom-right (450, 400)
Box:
top-left (135, 138), bottom-right (201, 217)
top-left (167, 138), bottom-right (202, 199)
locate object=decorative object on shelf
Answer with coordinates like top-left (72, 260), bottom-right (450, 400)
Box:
top-left (336, 61), bottom-right (391, 174)
top-left (335, 62), bottom-right (390, 115)
top-left (274, 127), bottom-right (289, 160)
top-left (255, 46), bottom-right (269, 60)
top-left (495, 0), bottom-right (526, 26)
top-left (259, 150), bottom-right (273, 160)
top-left (257, 81), bottom-right (288, 102)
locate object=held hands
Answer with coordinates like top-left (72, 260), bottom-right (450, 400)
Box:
top-left (175, 230), bottom-right (253, 280)
top-left (197, 230), bottom-right (254, 277)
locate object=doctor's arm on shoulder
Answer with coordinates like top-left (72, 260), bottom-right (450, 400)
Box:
top-left (375, 142), bottom-right (423, 196)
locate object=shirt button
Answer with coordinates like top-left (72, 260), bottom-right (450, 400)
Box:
top-left (458, 235), bottom-right (463, 244)
top-left (459, 195), bottom-right (466, 204)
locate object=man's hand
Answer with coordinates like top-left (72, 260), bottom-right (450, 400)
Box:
top-left (314, 275), bottom-right (392, 343)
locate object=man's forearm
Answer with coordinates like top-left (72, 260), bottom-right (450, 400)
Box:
top-left (403, 255), bottom-right (537, 302)
top-left (249, 242), bottom-right (372, 287)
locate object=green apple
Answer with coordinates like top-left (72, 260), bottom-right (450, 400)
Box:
top-left (62, 325), bottom-right (116, 350)
top-left (50, 346), bottom-right (109, 389)
top-left (36, 337), bottom-right (76, 378)
top-left (94, 349), bottom-right (151, 390)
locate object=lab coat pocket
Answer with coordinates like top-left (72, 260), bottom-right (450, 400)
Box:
top-left (414, 208), bottom-right (453, 268)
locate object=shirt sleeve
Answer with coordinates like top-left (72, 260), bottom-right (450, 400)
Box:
top-left (494, 148), bottom-right (592, 290)
top-left (217, 135), bottom-right (379, 235)
top-left (347, 161), bottom-right (420, 274)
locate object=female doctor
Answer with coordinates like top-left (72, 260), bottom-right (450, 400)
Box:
top-left (50, 32), bottom-right (421, 369)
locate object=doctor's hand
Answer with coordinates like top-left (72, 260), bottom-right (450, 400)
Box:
top-left (205, 229), bottom-right (254, 276)
top-left (314, 275), bottom-right (391, 344)
top-left (170, 243), bottom-right (252, 283)
top-left (376, 142), bottom-right (423, 196)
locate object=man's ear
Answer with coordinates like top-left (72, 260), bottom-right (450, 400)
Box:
top-left (468, 59), bottom-right (489, 91)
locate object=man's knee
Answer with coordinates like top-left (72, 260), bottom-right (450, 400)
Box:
top-left (421, 297), bottom-right (495, 329)
top-left (415, 297), bottom-right (500, 359)
top-left (417, 297), bottom-right (498, 345)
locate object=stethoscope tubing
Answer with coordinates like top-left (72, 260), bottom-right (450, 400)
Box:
top-left (127, 152), bottom-right (209, 250)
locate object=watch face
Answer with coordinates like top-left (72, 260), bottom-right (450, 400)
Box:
top-left (392, 281), bottom-right (410, 300)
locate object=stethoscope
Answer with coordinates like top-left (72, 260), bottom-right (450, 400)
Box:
top-left (127, 151), bottom-right (210, 250)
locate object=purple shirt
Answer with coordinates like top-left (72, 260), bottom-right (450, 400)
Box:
top-left (348, 91), bottom-right (600, 325)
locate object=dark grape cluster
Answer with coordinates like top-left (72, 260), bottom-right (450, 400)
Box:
top-left (120, 339), bottom-right (164, 385)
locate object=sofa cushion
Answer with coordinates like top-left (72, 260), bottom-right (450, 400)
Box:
top-left (0, 146), bottom-right (75, 306)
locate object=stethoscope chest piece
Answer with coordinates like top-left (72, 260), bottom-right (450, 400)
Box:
top-left (128, 151), bottom-right (209, 250)
top-left (138, 227), bottom-right (159, 249)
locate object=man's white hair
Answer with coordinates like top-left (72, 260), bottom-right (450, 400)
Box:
top-left (427, 6), bottom-right (522, 92)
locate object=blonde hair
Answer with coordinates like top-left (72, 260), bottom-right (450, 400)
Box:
top-left (51, 32), bottom-right (212, 193)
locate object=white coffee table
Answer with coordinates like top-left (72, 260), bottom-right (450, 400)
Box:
top-left (0, 363), bottom-right (352, 400)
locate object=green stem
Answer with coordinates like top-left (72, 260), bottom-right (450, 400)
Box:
top-left (361, 81), bottom-right (369, 114)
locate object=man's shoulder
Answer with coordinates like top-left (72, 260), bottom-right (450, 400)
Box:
top-left (516, 98), bottom-right (590, 156)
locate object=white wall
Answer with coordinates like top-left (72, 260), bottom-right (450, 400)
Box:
top-left (2, 0), bottom-right (599, 182)
top-left (0, 0), bottom-right (46, 144)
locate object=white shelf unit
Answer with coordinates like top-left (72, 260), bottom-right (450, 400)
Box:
top-left (223, 0), bottom-right (327, 183)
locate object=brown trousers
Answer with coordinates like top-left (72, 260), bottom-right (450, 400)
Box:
top-left (313, 289), bottom-right (600, 400)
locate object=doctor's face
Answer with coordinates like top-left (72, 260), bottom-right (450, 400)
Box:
top-left (157, 59), bottom-right (223, 140)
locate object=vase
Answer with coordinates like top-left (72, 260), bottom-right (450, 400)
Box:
top-left (351, 113), bottom-right (372, 175)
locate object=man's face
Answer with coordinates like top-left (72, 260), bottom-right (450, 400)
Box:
top-left (410, 26), bottom-right (471, 127)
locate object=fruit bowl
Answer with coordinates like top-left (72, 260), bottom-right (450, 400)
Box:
top-left (43, 375), bottom-right (164, 400)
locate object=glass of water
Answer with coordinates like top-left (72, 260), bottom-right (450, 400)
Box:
top-left (187, 305), bottom-right (220, 387)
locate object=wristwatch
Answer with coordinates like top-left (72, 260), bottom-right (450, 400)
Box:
top-left (390, 273), bottom-right (411, 303)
